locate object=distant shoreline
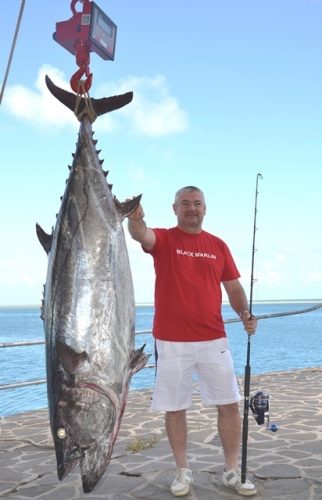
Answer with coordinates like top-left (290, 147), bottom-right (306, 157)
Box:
top-left (0, 299), bottom-right (321, 309)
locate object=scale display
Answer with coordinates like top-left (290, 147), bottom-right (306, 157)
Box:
top-left (89, 2), bottom-right (117, 61)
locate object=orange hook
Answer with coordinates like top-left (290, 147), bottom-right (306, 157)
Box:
top-left (70, 67), bottom-right (93, 94)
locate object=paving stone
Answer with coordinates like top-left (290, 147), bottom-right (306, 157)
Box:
top-left (1, 368), bottom-right (322, 499)
top-left (255, 463), bottom-right (301, 479)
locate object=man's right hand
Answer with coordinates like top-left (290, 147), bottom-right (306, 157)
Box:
top-left (127, 203), bottom-right (156, 250)
top-left (128, 203), bottom-right (145, 220)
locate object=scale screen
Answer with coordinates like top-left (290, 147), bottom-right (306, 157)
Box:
top-left (90, 2), bottom-right (117, 60)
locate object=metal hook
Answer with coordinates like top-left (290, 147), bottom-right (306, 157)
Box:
top-left (70, 67), bottom-right (93, 94)
top-left (70, 0), bottom-right (89, 16)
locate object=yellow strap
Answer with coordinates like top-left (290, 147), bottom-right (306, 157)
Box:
top-left (74, 81), bottom-right (97, 123)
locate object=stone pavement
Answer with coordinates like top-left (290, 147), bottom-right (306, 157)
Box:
top-left (1, 368), bottom-right (322, 499)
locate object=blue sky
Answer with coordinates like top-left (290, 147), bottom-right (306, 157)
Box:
top-left (1, 0), bottom-right (322, 306)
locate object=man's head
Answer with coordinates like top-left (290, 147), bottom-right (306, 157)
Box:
top-left (173, 186), bottom-right (206, 233)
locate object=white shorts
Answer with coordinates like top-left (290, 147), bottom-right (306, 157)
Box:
top-left (151, 338), bottom-right (241, 411)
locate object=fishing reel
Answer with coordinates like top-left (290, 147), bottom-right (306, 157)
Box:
top-left (250, 391), bottom-right (278, 432)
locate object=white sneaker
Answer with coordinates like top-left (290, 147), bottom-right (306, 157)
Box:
top-left (170, 468), bottom-right (193, 497)
top-left (222, 468), bottom-right (257, 496)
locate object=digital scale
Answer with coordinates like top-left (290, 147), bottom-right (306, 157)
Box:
top-left (53, 1), bottom-right (117, 62)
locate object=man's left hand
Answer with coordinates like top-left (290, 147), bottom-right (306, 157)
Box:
top-left (240, 311), bottom-right (257, 335)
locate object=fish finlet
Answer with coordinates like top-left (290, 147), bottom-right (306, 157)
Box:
top-left (40, 297), bottom-right (45, 321)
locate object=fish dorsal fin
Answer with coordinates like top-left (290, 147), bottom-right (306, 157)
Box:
top-left (114, 194), bottom-right (142, 220)
top-left (36, 223), bottom-right (53, 254)
top-left (56, 339), bottom-right (88, 376)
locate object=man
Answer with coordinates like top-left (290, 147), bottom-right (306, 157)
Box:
top-left (127, 186), bottom-right (257, 497)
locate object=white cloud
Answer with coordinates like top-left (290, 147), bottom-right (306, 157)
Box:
top-left (3, 65), bottom-right (189, 137)
top-left (125, 231), bottom-right (155, 303)
top-left (127, 164), bottom-right (148, 183)
top-left (97, 74), bottom-right (189, 136)
top-left (3, 65), bottom-right (77, 129)
top-left (0, 249), bottom-right (46, 288)
top-left (306, 271), bottom-right (322, 284)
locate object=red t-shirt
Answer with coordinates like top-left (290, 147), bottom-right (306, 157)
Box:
top-left (144, 227), bottom-right (240, 341)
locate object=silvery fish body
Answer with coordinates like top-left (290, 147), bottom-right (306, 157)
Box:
top-left (37, 77), bottom-right (147, 493)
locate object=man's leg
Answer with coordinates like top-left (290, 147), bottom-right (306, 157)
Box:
top-left (217, 402), bottom-right (241, 471)
top-left (165, 410), bottom-right (193, 496)
top-left (165, 409), bottom-right (189, 468)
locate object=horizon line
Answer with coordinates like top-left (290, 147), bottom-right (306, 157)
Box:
top-left (0, 298), bottom-right (322, 309)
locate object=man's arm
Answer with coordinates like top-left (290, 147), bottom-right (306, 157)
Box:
top-left (223, 279), bottom-right (257, 334)
top-left (127, 203), bottom-right (156, 251)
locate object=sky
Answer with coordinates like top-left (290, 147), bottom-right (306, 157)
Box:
top-left (1, 0), bottom-right (322, 306)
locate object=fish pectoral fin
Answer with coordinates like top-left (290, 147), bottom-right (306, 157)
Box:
top-left (56, 339), bottom-right (88, 375)
top-left (130, 344), bottom-right (150, 374)
top-left (36, 223), bottom-right (53, 254)
top-left (114, 194), bottom-right (142, 220)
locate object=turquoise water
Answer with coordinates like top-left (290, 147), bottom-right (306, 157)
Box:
top-left (0, 302), bottom-right (321, 417)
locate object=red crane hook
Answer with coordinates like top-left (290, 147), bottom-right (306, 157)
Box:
top-left (69, 0), bottom-right (93, 94)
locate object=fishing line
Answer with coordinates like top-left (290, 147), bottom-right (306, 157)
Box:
top-left (0, 0), bottom-right (26, 106)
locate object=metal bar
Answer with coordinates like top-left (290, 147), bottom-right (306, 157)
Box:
top-left (1, 302), bottom-right (321, 390)
top-left (2, 302), bottom-right (322, 349)
top-left (0, 340), bottom-right (45, 348)
top-left (0, 379), bottom-right (47, 390)
top-left (0, 364), bottom-right (157, 391)
top-left (0, 330), bottom-right (153, 349)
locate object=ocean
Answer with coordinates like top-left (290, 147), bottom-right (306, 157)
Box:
top-left (0, 302), bottom-right (321, 417)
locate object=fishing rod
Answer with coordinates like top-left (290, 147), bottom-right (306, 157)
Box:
top-left (241, 172), bottom-right (279, 485)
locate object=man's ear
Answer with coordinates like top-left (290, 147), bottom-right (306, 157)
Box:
top-left (172, 203), bottom-right (177, 214)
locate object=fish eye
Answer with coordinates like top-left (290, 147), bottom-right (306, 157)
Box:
top-left (57, 428), bottom-right (67, 439)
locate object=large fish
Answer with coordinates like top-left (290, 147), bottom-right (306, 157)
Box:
top-left (36, 76), bottom-right (148, 493)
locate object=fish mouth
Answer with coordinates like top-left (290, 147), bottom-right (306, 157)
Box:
top-left (57, 449), bottom-right (81, 481)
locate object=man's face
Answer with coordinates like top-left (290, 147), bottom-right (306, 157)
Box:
top-left (173, 190), bottom-right (206, 233)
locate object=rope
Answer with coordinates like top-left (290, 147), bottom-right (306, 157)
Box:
top-left (74, 80), bottom-right (97, 122)
top-left (0, 0), bottom-right (26, 105)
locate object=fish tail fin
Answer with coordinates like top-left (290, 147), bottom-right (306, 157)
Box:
top-left (45, 75), bottom-right (133, 121)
